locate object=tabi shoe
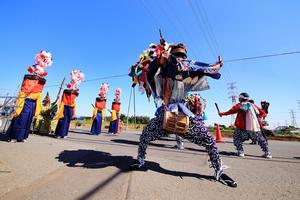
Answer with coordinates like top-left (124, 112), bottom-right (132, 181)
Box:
top-left (9, 139), bottom-right (17, 143)
top-left (129, 161), bottom-right (147, 171)
top-left (177, 145), bottom-right (184, 150)
top-left (263, 152), bottom-right (272, 159)
top-left (173, 144), bottom-right (184, 150)
top-left (219, 173), bottom-right (237, 188)
top-left (237, 151), bottom-right (245, 157)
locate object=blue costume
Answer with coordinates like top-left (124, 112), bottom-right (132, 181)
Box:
top-left (54, 89), bottom-right (77, 138)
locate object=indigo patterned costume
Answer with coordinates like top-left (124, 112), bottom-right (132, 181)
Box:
top-left (128, 35), bottom-right (237, 187)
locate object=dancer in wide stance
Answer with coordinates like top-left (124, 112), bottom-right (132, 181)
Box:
top-left (128, 34), bottom-right (237, 187)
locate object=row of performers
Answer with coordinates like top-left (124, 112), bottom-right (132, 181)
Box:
top-left (6, 51), bottom-right (121, 142)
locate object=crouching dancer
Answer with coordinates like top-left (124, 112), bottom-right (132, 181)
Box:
top-left (128, 38), bottom-right (237, 187)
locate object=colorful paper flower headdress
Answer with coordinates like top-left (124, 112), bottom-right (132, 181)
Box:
top-left (27, 50), bottom-right (53, 77)
top-left (99, 83), bottom-right (109, 99)
top-left (66, 70), bottom-right (84, 92)
top-left (114, 88), bottom-right (122, 102)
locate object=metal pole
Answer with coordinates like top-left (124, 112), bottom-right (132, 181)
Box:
top-left (133, 86), bottom-right (136, 128)
top-left (126, 87), bottom-right (133, 130)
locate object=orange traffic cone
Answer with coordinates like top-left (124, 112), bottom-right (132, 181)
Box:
top-left (215, 123), bottom-right (223, 143)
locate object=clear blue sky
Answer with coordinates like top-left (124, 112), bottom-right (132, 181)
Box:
top-left (0, 0), bottom-right (300, 128)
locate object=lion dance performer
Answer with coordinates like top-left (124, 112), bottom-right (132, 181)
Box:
top-left (128, 33), bottom-right (237, 187)
top-left (91, 83), bottom-right (109, 135)
top-left (34, 92), bottom-right (60, 135)
top-left (7, 50), bottom-right (52, 142)
top-left (218, 92), bottom-right (272, 158)
top-left (108, 88), bottom-right (121, 134)
top-left (54, 70), bottom-right (84, 138)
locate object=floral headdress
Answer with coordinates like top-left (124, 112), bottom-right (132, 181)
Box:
top-left (99, 83), bottom-right (109, 99)
top-left (66, 70), bottom-right (84, 92)
top-left (27, 50), bottom-right (53, 77)
top-left (114, 88), bottom-right (122, 102)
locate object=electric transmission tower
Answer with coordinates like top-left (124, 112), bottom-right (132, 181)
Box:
top-left (227, 82), bottom-right (237, 126)
top-left (290, 109), bottom-right (297, 128)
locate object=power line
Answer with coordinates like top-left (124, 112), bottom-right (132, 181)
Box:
top-left (165, 0), bottom-right (203, 58)
top-left (225, 51), bottom-right (300, 63)
top-left (187, 0), bottom-right (218, 58)
top-left (45, 74), bottom-right (128, 88)
top-left (140, 0), bottom-right (164, 29)
top-left (154, 0), bottom-right (198, 58)
top-left (20, 50), bottom-right (300, 89)
top-left (195, 0), bottom-right (222, 55)
top-left (190, 0), bottom-right (233, 82)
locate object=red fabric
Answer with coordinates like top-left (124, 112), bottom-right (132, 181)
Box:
top-left (21, 77), bottom-right (45, 94)
top-left (141, 68), bottom-right (148, 83)
top-left (62, 92), bottom-right (77, 106)
top-left (112, 103), bottom-right (120, 111)
top-left (155, 45), bottom-right (164, 58)
top-left (95, 100), bottom-right (106, 110)
top-left (221, 103), bottom-right (267, 129)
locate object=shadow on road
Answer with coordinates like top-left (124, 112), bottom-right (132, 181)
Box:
top-left (112, 139), bottom-right (238, 157)
top-left (111, 139), bottom-right (171, 149)
top-left (56, 149), bottom-right (214, 180)
top-left (56, 149), bottom-right (215, 200)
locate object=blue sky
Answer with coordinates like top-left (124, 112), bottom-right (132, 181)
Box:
top-left (0, 0), bottom-right (299, 128)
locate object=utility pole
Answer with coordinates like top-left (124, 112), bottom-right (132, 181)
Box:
top-left (227, 82), bottom-right (237, 126)
top-left (290, 109), bottom-right (297, 128)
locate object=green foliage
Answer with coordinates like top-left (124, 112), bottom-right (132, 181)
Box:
top-left (122, 116), bottom-right (150, 124)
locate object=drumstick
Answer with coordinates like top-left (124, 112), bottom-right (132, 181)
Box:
top-left (215, 103), bottom-right (220, 113)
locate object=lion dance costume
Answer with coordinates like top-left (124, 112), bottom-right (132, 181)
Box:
top-left (90, 83), bottom-right (109, 135)
top-left (7, 50), bottom-right (52, 142)
top-left (54, 70), bottom-right (84, 138)
top-left (128, 35), bottom-right (237, 187)
top-left (108, 88), bottom-right (121, 134)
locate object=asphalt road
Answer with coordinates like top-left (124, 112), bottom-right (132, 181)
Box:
top-left (0, 128), bottom-right (299, 200)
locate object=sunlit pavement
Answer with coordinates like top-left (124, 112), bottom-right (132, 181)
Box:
top-left (1, 128), bottom-right (300, 200)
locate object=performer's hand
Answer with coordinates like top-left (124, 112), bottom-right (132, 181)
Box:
top-left (218, 112), bottom-right (223, 117)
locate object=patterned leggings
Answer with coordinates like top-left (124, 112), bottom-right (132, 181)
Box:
top-left (137, 113), bottom-right (223, 175)
top-left (233, 128), bottom-right (269, 153)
